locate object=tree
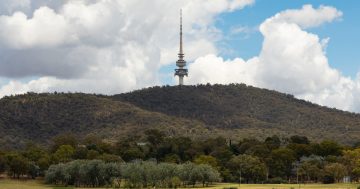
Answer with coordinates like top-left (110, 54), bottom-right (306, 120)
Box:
top-left (297, 156), bottom-right (324, 183)
top-left (193, 155), bottom-right (219, 170)
top-left (210, 147), bottom-right (233, 166)
top-left (342, 148), bottom-right (360, 181)
top-left (290, 135), bottom-right (310, 144)
top-left (73, 146), bottom-right (88, 159)
top-left (196, 164), bottom-right (221, 186)
top-left (268, 148), bottom-right (296, 179)
top-left (245, 144), bottom-right (271, 159)
top-left (37, 155), bottom-right (51, 175)
top-left (54, 145), bottom-right (75, 163)
top-left (0, 153), bottom-right (6, 174)
top-left (45, 163), bottom-right (67, 185)
top-left (324, 163), bottom-right (346, 183)
top-left (28, 161), bottom-right (40, 179)
top-left (228, 154), bottom-right (267, 183)
top-left (163, 154), bottom-right (181, 163)
top-left (287, 143), bottom-right (312, 159)
top-left (86, 150), bottom-right (100, 160)
top-left (79, 160), bottom-right (106, 187)
top-left (99, 162), bottom-right (122, 187)
top-left (98, 154), bottom-right (123, 163)
top-left (121, 161), bottom-right (144, 188)
top-left (115, 138), bottom-right (145, 161)
top-left (121, 146), bottom-right (145, 161)
top-left (237, 138), bottom-right (262, 154)
top-left (24, 144), bottom-right (47, 162)
top-left (5, 153), bottom-right (29, 178)
top-left (51, 134), bottom-right (78, 152)
top-left (179, 162), bottom-right (198, 187)
top-left (265, 135), bottom-right (281, 149)
top-left (312, 140), bottom-right (343, 157)
top-left (145, 129), bottom-right (165, 147)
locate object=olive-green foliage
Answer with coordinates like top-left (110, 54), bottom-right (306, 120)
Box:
top-left (45, 160), bottom-right (220, 188)
top-left (268, 148), bottom-right (296, 178)
top-left (297, 155), bottom-right (324, 182)
top-left (194, 155), bottom-right (219, 169)
top-left (53, 145), bottom-right (75, 163)
top-left (228, 154), bottom-right (267, 183)
top-left (324, 163), bottom-right (347, 183)
top-left (5, 152), bottom-right (29, 178)
top-left (343, 148), bottom-right (360, 179)
top-left (0, 92), bottom-right (201, 149)
top-left (45, 160), bottom-right (121, 187)
top-left (2, 84), bottom-right (360, 149)
top-left (115, 84), bottom-right (360, 144)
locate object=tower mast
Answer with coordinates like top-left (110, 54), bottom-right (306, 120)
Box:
top-left (175, 9), bottom-right (188, 85)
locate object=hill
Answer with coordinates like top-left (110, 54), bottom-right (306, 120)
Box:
top-left (114, 84), bottom-right (360, 144)
top-left (1, 84), bottom-right (360, 148)
top-left (0, 93), bottom-right (206, 149)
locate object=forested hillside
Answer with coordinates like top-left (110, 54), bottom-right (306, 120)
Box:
top-left (115, 84), bottom-right (360, 144)
top-left (1, 84), bottom-right (360, 149)
top-left (0, 93), bottom-right (206, 149)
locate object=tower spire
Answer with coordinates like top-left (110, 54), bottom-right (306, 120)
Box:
top-left (175, 9), bottom-right (188, 85)
top-left (180, 9), bottom-right (183, 55)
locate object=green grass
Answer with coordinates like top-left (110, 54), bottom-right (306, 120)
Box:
top-left (0, 178), bottom-right (51, 189)
top-left (0, 179), bottom-right (359, 189)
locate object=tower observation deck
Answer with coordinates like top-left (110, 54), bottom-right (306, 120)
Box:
top-left (175, 9), bottom-right (188, 85)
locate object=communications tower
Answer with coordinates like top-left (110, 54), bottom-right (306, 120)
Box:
top-left (174, 9), bottom-right (188, 85)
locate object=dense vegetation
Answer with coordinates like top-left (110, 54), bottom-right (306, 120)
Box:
top-left (115, 84), bottom-right (360, 144)
top-left (45, 160), bottom-right (220, 188)
top-left (1, 131), bottom-right (360, 187)
top-left (0, 92), bottom-right (205, 149)
top-left (1, 84), bottom-right (360, 148)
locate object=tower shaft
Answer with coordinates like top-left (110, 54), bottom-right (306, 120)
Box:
top-left (175, 9), bottom-right (188, 85)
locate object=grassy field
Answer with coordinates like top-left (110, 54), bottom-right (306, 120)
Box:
top-left (0, 179), bottom-right (359, 189)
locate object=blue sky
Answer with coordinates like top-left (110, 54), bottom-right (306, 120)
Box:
top-left (216, 0), bottom-right (360, 78)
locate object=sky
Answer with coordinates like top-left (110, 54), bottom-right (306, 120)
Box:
top-left (0, 0), bottom-right (359, 112)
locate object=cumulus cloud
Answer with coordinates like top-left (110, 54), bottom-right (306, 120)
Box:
top-left (0, 0), bottom-right (254, 94)
top-left (188, 5), bottom-right (360, 112)
top-left (270, 4), bottom-right (342, 29)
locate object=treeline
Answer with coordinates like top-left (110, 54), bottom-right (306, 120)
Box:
top-left (2, 130), bottom-right (360, 186)
top-left (45, 160), bottom-right (220, 188)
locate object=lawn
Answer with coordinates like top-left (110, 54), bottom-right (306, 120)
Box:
top-left (0, 179), bottom-right (359, 189)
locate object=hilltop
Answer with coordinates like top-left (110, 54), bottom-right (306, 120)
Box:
top-left (114, 84), bottom-right (360, 144)
top-left (1, 84), bottom-right (360, 148)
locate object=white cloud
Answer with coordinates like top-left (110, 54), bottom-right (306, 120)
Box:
top-left (188, 5), bottom-right (360, 112)
top-left (0, 7), bottom-right (69, 48)
top-left (188, 54), bottom-right (258, 85)
top-left (269, 4), bottom-right (342, 29)
top-left (0, 0), bottom-right (254, 94)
